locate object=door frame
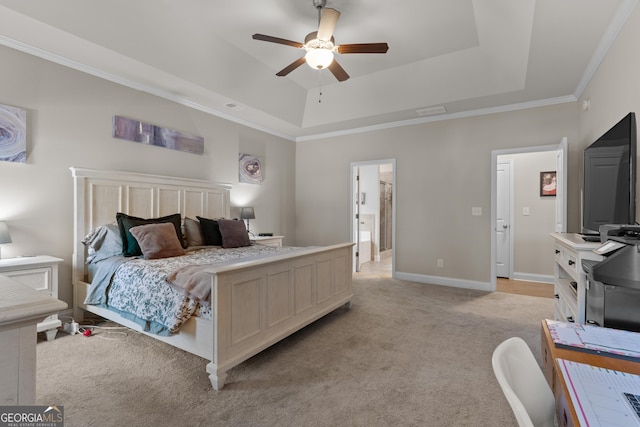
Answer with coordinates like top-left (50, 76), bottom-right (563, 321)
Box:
top-left (350, 159), bottom-right (397, 276)
top-left (490, 139), bottom-right (567, 290)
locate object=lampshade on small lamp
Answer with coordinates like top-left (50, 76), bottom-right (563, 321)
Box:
top-left (0, 221), bottom-right (12, 259)
top-left (240, 207), bottom-right (256, 236)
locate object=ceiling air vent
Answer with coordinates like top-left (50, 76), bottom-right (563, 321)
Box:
top-left (416, 106), bottom-right (446, 116)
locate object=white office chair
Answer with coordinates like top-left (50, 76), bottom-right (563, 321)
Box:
top-left (492, 337), bottom-right (557, 427)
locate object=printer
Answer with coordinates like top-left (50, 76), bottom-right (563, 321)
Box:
top-left (582, 224), bottom-right (640, 332)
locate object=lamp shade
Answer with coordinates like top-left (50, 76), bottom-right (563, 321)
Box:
top-left (0, 221), bottom-right (11, 244)
top-left (240, 207), bottom-right (255, 220)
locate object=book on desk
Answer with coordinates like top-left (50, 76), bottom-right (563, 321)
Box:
top-left (546, 319), bottom-right (640, 361)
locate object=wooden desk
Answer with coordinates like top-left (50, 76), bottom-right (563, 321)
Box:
top-left (540, 320), bottom-right (640, 426)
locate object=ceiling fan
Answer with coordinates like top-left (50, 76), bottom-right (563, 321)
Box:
top-left (252, 0), bottom-right (389, 82)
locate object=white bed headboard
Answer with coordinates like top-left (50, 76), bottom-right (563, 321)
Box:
top-left (70, 167), bottom-right (231, 284)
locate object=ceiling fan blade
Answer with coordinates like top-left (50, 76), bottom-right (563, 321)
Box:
top-left (328, 60), bottom-right (349, 82)
top-left (252, 34), bottom-right (303, 49)
top-left (337, 43), bottom-right (389, 54)
top-left (276, 57), bottom-right (307, 77)
top-left (317, 8), bottom-right (340, 41)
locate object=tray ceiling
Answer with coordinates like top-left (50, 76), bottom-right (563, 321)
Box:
top-left (0, 0), bottom-right (635, 140)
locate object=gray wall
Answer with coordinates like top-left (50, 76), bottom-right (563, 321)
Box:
top-left (296, 105), bottom-right (579, 288)
top-left (0, 46), bottom-right (296, 306)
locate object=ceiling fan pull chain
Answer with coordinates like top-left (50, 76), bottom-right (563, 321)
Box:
top-left (318, 71), bottom-right (323, 103)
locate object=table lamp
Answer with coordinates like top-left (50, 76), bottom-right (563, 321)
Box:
top-left (0, 221), bottom-right (12, 259)
top-left (240, 207), bottom-right (256, 236)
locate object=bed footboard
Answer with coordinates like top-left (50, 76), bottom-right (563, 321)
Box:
top-left (205, 242), bottom-right (354, 390)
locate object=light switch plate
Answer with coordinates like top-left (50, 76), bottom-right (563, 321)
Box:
top-left (472, 207), bottom-right (482, 216)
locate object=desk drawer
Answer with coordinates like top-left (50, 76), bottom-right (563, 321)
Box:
top-left (555, 244), bottom-right (579, 281)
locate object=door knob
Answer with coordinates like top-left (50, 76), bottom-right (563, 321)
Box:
top-left (502, 224), bottom-right (508, 229)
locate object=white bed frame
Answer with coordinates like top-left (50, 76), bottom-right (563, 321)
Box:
top-left (70, 167), bottom-right (353, 390)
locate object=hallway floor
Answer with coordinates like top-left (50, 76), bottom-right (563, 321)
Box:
top-left (496, 277), bottom-right (554, 299)
top-left (358, 253), bottom-right (553, 299)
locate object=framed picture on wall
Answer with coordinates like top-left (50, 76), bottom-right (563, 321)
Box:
top-left (0, 103), bottom-right (26, 163)
top-left (540, 171), bottom-right (556, 197)
top-left (239, 153), bottom-right (263, 184)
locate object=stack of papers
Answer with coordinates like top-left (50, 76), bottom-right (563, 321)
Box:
top-left (557, 358), bottom-right (640, 426)
top-left (546, 319), bottom-right (640, 360)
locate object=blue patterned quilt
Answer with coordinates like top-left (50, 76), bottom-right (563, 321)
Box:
top-left (84, 245), bottom-right (300, 335)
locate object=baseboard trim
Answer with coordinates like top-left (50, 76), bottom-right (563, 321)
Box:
top-left (395, 272), bottom-right (492, 292)
top-left (512, 272), bottom-right (554, 284)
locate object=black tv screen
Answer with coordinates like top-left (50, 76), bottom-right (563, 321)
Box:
top-left (582, 112), bottom-right (637, 235)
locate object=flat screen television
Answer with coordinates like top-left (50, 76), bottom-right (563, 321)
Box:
top-left (582, 112), bottom-right (637, 235)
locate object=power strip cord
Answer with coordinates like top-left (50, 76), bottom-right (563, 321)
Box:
top-left (60, 316), bottom-right (128, 339)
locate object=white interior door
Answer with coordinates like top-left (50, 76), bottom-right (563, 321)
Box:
top-left (496, 160), bottom-right (512, 278)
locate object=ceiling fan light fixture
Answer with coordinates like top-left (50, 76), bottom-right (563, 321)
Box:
top-left (304, 36), bottom-right (335, 69)
top-left (252, 0), bottom-right (387, 81)
top-left (305, 48), bottom-right (334, 69)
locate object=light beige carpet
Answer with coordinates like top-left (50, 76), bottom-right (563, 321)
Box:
top-left (36, 274), bottom-right (552, 426)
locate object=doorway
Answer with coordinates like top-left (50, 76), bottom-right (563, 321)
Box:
top-left (490, 138), bottom-right (567, 291)
top-left (351, 160), bottom-right (396, 277)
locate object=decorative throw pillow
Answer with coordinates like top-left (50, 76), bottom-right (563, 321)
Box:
top-left (183, 217), bottom-right (205, 247)
top-left (129, 222), bottom-right (186, 260)
top-left (197, 216), bottom-right (223, 246)
top-left (217, 219), bottom-right (251, 248)
top-left (116, 212), bottom-right (185, 256)
top-left (82, 223), bottom-right (123, 263)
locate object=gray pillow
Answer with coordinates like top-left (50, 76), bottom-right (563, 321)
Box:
top-left (129, 222), bottom-right (186, 260)
top-left (217, 219), bottom-right (251, 248)
top-left (82, 223), bottom-right (123, 263)
top-left (183, 217), bottom-right (205, 247)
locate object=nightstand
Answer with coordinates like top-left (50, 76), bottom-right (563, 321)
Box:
top-left (252, 236), bottom-right (284, 247)
top-left (0, 256), bottom-right (63, 341)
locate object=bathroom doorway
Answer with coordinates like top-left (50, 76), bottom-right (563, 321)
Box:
top-left (351, 160), bottom-right (396, 277)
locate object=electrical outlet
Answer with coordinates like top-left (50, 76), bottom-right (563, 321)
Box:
top-left (437, 259), bottom-right (443, 268)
